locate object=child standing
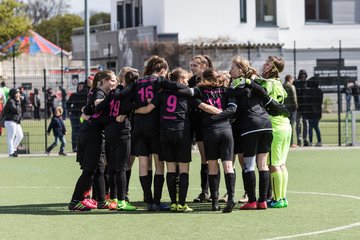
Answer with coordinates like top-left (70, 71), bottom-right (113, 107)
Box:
top-left (46, 106), bottom-right (67, 156)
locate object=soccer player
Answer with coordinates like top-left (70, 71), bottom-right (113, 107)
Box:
top-left (258, 56), bottom-right (291, 208)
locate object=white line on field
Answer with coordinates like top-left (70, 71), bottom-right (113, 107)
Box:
top-left (264, 191), bottom-right (360, 240)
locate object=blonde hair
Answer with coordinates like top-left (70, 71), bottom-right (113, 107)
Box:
top-left (55, 106), bottom-right (63, 115)
top-left (232, 56), bottom-right (258, 78)
top-left (191, 55), bottom-right (214, 70)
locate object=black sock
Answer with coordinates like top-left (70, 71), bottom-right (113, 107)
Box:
top-left (242, 169), bottom-right (246, 194)
top-left (259, 171), bottom-right (270, 202)
top-left (148, 170), bottom-right (153, 188)
top-left (104, 166), bottom-right (110, 196)
top-left (216, 164), bottom-right (221, 189)
top-left (126, 170), bottom-right (131, 195)
top-left (71, 170), bottom-right (94, 201)
top-left (116, 170), bottom-right (127, 201)
top-left (208, 174), bottom-right (219, 203)
top-left (244, 171), bottom-right (256, 203)
top-left (225, 173), bottom-right (236, 202)
top-left (153, 174), bottom-right (164, 205)
top-left (109, 170), bottom-right (117, 199)
top-left (93, 167), bottom-right (106, 202)
top-left (140, 176), bottom-right (153, 204)
top-left (200, 164), bottom-right (209, 193)
top-left (178, 173), bottom-right (189, 206)
top-left (166, 172), bottom-right (177, 204)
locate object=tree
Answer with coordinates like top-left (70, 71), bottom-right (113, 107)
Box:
top-left (90, 12), bottom-right (110, 26)
top-left (22, 0), bottom-right (69, 25)
top-left (34, 14), bottom-right (83, 51)
top-left (0, 0), bottom-right (31, 59)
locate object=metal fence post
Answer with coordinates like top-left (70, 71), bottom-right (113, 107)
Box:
top-left (43, 69), bottom-right (48, 152)
top-left (337, 40), bottom-right (342, 146)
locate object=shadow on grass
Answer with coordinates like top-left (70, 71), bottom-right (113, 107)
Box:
top-left (0, 201), bottom-right (233, 216)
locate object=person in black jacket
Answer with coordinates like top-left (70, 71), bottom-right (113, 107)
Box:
top-left (67, 82), bottom-right (87, 152)
top-left (304, 80), bottom-right (323, 146)
top-left (294, 69), bottom-right (309, 146)
top-left (4, 88), bottom-right (23, 157)
top-left (46, 106), bottom-right (67, 155)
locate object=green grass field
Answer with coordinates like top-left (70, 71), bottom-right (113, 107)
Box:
top-left (1, 148), bottom-right (360, 239)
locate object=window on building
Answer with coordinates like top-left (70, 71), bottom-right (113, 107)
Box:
top-left (240, 0), bottom-right (247, 23)
top-left (117, 0), bottom-right (143, 29)
top-left (305, 0), bottom-right (332, 23)
top-left (256, 0), bottom-right (276, 26)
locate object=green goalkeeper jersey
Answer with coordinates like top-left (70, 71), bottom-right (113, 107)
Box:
top-left (257, 77), bottom-right (291, 131)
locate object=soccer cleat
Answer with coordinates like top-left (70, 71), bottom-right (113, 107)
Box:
top-left (105, 194), bottom-right (110, 200)
top-left (177, 204), bottom-right (193, 213)
top-left (240, 202), bottom-right (257, 210)
top-left (117, 200), bottom-right (136, 211)
top-left (82, 199), bottom-right (98, 209)
top-left (222, 200), bottom-right (236, 213)
top-left (147, 203), bottom-right (155, 211)
top-left (283, 198), bottom-right (288, 208)
top-left (212, 199), bottom-right (220, 211)
top-left (170, 203), bottom-right (178, 212)
top-left (68, 200), bottom-right (91, 211)
top-left (193, 192), bottom-right (211, 203)
top-left (154, 203), bottom-right (170, 211)
top-left (219, 193), bottom-right (228, 203)
top-left (108, 199), bottom-right (118, 210)
top-left (257, 201), bottom-right (267, 210)
top-left (124, 195), bottom-right (130, 202)
top-left (238, 192), bottom-right (248, 204)
top-left (269, 199), bottom-right (284, 208)
top-left (97, 200), bottom-right (110, 209)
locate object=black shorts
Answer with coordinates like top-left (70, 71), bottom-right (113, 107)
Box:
top-left (106, 136), bottom-right (130, 171)
top-left (203, 128), bottom-right (233, 161)
top-left (77, 126), bottom-right (103, 172)
top-left (232, 124), bottom-right (242, 154)
top-left (159, 131), bottom-right (192, 163)
top-left (240, 131), bottom-right (273, 157)
top-left (133, 129), bottom-right (160, 156)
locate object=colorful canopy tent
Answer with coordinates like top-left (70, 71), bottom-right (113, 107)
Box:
top-left (0, 30), bottom-right (69, 56)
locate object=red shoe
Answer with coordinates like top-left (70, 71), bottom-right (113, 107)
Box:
top-left (82, 198), bottom-right (97, 209)
top-left (257, 201), bottom-right (267, 209)
top-left (240, 202), bottom-right (257, 210)
top-left (105, 194), bottom-right (110, 200)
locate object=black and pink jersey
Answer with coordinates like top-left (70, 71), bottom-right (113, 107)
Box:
top-left (133, 75), bottom-right (188, 132)
top-left (152, 91), bottom-right (193, 137)
top-left (193, 86), bottom-right (235, 130)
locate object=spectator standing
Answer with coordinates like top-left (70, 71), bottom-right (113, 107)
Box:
top-left (294, 69), bottom-right (309, 146)
top-left (59, 86), bottom-right (67, 120)
top-left (33, 88), bottom-right (41, 120)
top-left (352, 83), bottom-right (360, 110)
top-left (19, 87), bottom-right (27, 117)
top-left (305, 80), bottom-right (323, 146)
top-left (1, 81), bottom-right (10, 101)
top-left (66, 82), bottom-right (87, 152)
top-left (46, 88), bottom-right (56, 118)
top-left (283, 75), bottom-right (298, 147)
top-left (3, 88), bottom-right (23, 157)
top-left (46, 106), bottom-right (67, 156)
top-left (344, 84), bottom-right (352, 112)
top-left (0, 87), bottom-right (5, 136)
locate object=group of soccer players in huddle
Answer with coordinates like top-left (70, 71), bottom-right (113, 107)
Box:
top-left (68, 54), bottom-right (291, 214)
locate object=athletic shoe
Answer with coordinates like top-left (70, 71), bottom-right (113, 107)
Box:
top-left (239, 202), bottom-right (257, 210)
top-left (290, 144), bottom-right (298, 148)
top-left (9, 152), bottom-right (18, 157)
top-left (269, 199), bottom-right (284, 208)
top-left (59, 152), bottom-right (67, 156)
top-left (238, 193), bottom-right (248, 203)
top-left (283, 198), bottom-right (288, 208)
top-left (125, 195), bottom-right (130, 202)
top-left (170, 203), bottom-right (178, 212)
top-left (193, 192), bottom-right (211, 203)
top-left (45, 151), bottom-right (50, 156)
top-left (117, 200), bottom-right (136, 211)
top-left (68, 200), bottom-right (91, 211)
top-left (81, 198), bottom-right (97, 209)
top-left (222, 200), bottom-right (236, 213)
top-left (147, 203), bottom-right (155, 211)
top-left (212, 199), bottom-right (220, 211)
top-left (105, 194), bottom-right (110, 200)
top-left (154, 203), bottom-right (170, 211)
top-left (108, 199), bottom-right (118, 210)
top-left (219, 193), bottom-right (228, 203)
top-left (303, 141), bottom-right (310, 147)
top-left (97, 200), bottom-right (110, 209)
top-left (177, 204), bottom-right (193, 213)
top-left (257, 201), bottom-right (267, 210)
top-left (266, 198), bottom-right (273, 208)
top-left (315, 142), bottom-right (323, 147)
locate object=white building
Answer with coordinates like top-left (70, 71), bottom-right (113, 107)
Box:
top-left (111, 0), bottom-right (360, 49)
